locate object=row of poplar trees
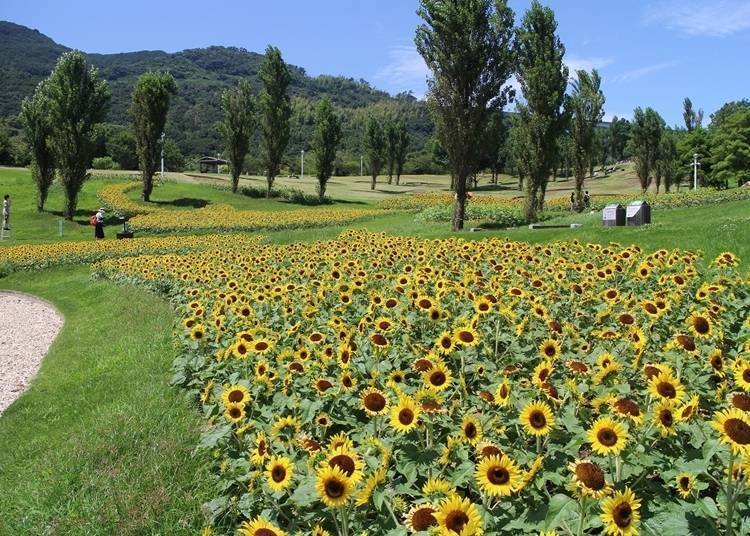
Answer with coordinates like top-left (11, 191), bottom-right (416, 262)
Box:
top-left (20, 50), bottom-right (179, 218)
top-left (416, 0), bottom-right (605, 230)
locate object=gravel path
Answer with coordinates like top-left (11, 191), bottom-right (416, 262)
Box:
top-left (0, 292), bottom-right (63, 414)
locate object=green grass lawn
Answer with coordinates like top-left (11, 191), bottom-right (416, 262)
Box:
top-left (0, 267), bottom-right (213, 535)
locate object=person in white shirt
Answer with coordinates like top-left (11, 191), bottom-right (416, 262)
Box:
top-left (2, 194), bottom-right (9, 231)
top-left (94, 207), bottom-right (105, 240)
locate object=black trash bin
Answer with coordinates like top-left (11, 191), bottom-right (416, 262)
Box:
top-left (602, 204), bottom-right (626, 227)
top-left (626, 201), bottom-right (651, 226)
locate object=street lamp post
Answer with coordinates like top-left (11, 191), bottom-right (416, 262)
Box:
top-left (692, 153), bottom-right (701, 190)
top-left (160, 132), bottom-right (165, 180)
top-left (301, 150), bottom-right (305, 180)
top-left (360, 155), bottom-right (364, 177)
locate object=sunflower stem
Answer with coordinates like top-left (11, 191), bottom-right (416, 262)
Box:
top-left (615, 456), bottom-right (622, 483)
top-left (340, 506), bottom-right (350, 536)
top-left (726, 450), bottom-right (736, 536)
top-left (384, 498), bottom-right (400, 527)
top-left (536, 435), bottom-right (542, 456)
top-left (576, 496), bottom-right (587, 536)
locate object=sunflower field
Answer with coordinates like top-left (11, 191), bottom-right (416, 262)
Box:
top-left (94, 231), bottom-right (750, 536)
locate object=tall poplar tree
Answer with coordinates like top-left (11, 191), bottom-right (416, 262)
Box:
top-left (629, 107), bottom-right (664, 193)
top-left (131, 71), bottom-right (177, 202)
top-left (46, 51), bottom-right (110, 219)
top-left (311, 97), bottom-right (341, 201)
top-left (515, 1), bottom-right (568, 221)
top-left (20, 80), bottom-right (55, 211)
top-left (259, 46), bottom-right (291, 198)
top-left (393, 121), bottom-right (410, 186)
top-left (364, 116), bottom-right (386, 190)
top-left (219, 80), bottom-right (255, 193)
top-left (416, 0), bottom-right (516, 231)
top-left (569, 69), bottom-right (605, 210)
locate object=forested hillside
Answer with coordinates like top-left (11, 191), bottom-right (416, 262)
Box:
top-left (0, 21), bottom-right (437, 173)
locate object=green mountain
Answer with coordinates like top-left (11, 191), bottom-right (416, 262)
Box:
top-left (0, 21), bottom-right (437, 173)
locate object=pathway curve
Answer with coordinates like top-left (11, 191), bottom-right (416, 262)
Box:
top-left (0, 291), bottom-right (63, 414)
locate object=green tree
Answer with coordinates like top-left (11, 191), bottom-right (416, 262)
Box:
top-left (163, 139), bottom-right (185, 172)
top-left (416, 0), bottom-right (515, 230)
top-left (46, 51), bottom-right (110, 220)
top-left (710, 107), bottom-right (750, 188)
top-left (364, 116), bottom-right (386, 190)
top-left (385, 120), bottom-right (398, 184)
top-left (628, 107), bottom-right (664, 193)
top-left (677, 127), bottom-right (711, 190)
top-left (709, 99), bottom-right (750, 129)
top-left (393, 120), bottom-right (410, 186)
top-left (20, 81), bottom-right (56, 211)
top-left (683, 97), bottom-right (703, 132)
top-left (259, 46), bottom-right (292, 198)
top-left (608, 116), bottom-right (630, 162)
top-left (568, 69), bottom-right (605, 210)
top-left (483, 111), bottom-right (506, 184)
top-left (106, 130), bottom-right (138, 170)
top-left (131, 71), bottom-right (177, 201)
top-left (311, 97), bottom-right (342, 201)
top-left (515, 1), bottom-right (569, 220)
top-left (219, 80), bottom-right (256, 193)
top-left (656, 129), bottom-right (679, 193)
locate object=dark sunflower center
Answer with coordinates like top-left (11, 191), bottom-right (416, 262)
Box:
top-left (258, 441), bottom-right (266, 455)
top-left (464, 422), bottom-right (477, 438)
top-left (440, 337), bottom-right (452, 349)
top-left (539, 369), bottom-right (550, 382)
top-left (343, 377), bottom-right (353, 387)
top-left (459, 331), bottom-right (474, 343)
top-left (255, 341), bottom-right (268, 351)
top-left (615, 399), bottom-right (640, 417)
top-left (329, 455), bottom-right (356, 476)
top-left (544, 345), bottom-right (555, 357)
top-left (365, 393), bottom-right (386, 412)
top-left (693, 317), bottom-right (709, 334)
top-left (657, 382), bottom-right (677, 398)
top-left (228, 390), bottom-right (244, 403)
top-left (399, 409), bottom-right (415, 425)
top-left (431, 371), bottom-right (447, 386)
top-left (743, 369), bottom-right (750, 383)
top-left (659, 410), bottom-right (673, 427)
top-left (725, 418), bottom-right (750, 444)
top-left (732, 394), bottom-right (750, 411)
top-left (372, 334), bottom-right (387, 346)
top-left (272, 465), bottom-right (286, 482)
top-left (613, 502), bottom-right (633, 528)
top-left (255, 529), bottom-right (277, 536)
top-left (679, 477), bottom-right (690, 490)
top-left (325, 479), bottom-right (345, 498)
top-left (229, 407), bottom-right (242, 418)
top-left (445, 510), bottom-right (470, 533)
top-left (712, 356), bottom-right (723, 370)
top-left (317, 380), bottom-right (332, 391)
top-left (411, 507), bottom-right (437, 531)
top-left (597, 428), bottom-right (617, 446)
top-left (488, 466), bottom-right (510, 485)
top-left (576, 462), bottom-right (605, 490)
top-left (499, 385), bottom-right (509, 398)
top-left (530, 411), bottom-right (546, 429)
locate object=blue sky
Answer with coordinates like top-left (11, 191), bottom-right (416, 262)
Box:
top-left (3, 0), bottom-right (750, 126)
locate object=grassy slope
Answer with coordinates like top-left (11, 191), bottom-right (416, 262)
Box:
top-left (0, 267), bottom-right (212, 535)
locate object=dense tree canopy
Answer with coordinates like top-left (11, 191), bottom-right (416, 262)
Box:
top-left (20, 80), bottom-right (55, 211)
top-left (629, 107), bottom-right (664, 193)
top-left (569, 69), bottom-right (605, 210)
top-left (259, 46), bottom-right (292, 197)
top-left (219, 79), bottom-right (256, 193)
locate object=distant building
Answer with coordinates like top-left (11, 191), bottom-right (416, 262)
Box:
top-left (198, 156), bottom-right (228, 173)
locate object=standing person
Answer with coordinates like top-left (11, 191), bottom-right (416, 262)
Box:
top-left (583, 190), bottom-right (591, 209)
top-left (94, 207), bottom-right (105, 240)
top-left (569, 192), bottom-right (575, 211)
top-left (2, 194), bottom-right (9, 230)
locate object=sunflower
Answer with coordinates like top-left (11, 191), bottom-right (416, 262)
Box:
top-left (435, 331), bottom-right (455, 354)
top-left (538, 338), bottom-right (560, 360)
top-left (687, 311), bottom-right (712, 339)
top-left (460, 415), bottom-right (483, 445)
top-left (224, 402), bottom-right (245, 423)
top-left (600, 487), bottom-right (641, 536)
top-left (315, 465), bottom-right (353, 508)
top-left (250, 431), bottom-right (269, 466)
top-left (453, 326), bottom-right (480, 347)
top-left (422, 477), bottom-right (455, 499)
top-left (325, 446), bottom-right (364, 483)
top-left (311, 525), bottom-right (331, 536)
top-left (533, 360), bottom-right (554, 387)
top-left (569, 460), bottom-right (612, 499)
top-left (404, 503), bottom-right (438, 533)
top-left (221, 384), bottom-right (250, 406)
top-left (190, 324), bottom-right (206, 341)
top-left (328, 432), bottom-right (352, 452)
top-left (272, 415), bottom-right (301, 444)
top-left (339, 371), bottom-right (357, 391)
top-left (587, 417), bottom-right (628, 456)
top-left (611, 398), bottom-right (643, 426)
top-left (519, 401), bottom-right (555, 437)
top-left (708, 348), bottom-right (725, 377)
top-left (475, 454), bottom-right (522, 497)
top-left (238, 516), bottom-right (287, 536)
top-left (653, 399), bottom-right (681, 436)
top-left (713, 408), bottom-right (750, 455)
top-left (647, 369), bottom-right (686, 402)
top-left (678, 395), bottom-right (700, 421)
top-left (265, 455), bottom-right (294, 492)
top-left (423, 362), bottom-right (453, 392)
top-left (733, 359), bottom-right (750, 391)
top-left (391, 396), bottom-right (421, 434)
top-left (494, 380), bottom-right (511, 407)
top-left (675, 472), bottom-right (695, 498)
top-left (434, 495), bottom-right (483, 536)
top-left (361, 387), bottom-right (389, 416)
top-left (251, 338), bottom-right (274, 355)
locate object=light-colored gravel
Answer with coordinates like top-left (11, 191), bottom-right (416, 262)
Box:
top-left (0, 291), bottom-right (63, 414)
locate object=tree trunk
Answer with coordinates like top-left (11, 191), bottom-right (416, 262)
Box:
top-left (575, 172), bottom-right (585, 212)
top-left (318, 180), bottom-right (326, 202)
top-left (524, 174), bottom-right (537, 222)
top-left (63, 184), bottom-right (78, 221)
top-left (518, 174), bottom-right (524, 192)
top-left (142, 171), bottom-right (153, 202)
top-left (370, 174), bottom-right (376, 190)
top-left (395, 173), bottom-right (401, 186)
top-left (266, 173), bottom-right (274, 198)
top-left (231, 172), bottom-right (240, 194)
top-left (452, 174), bottom-right (467, 231)
top-left (38, 185), bottom-right (49, 212)
top-left (388, 172), bottom-right (393, 185)
top-left (450, 173), bottom-right (455, 191)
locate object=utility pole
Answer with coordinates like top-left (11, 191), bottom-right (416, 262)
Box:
top-left (360, 155), bottom-right (364, 177)
top-left (160, 132), bottom-right (165, 180)
top-left (692, 153), bottom-right (700, 190)
top-left (301, 149), bottom-right (305, 179)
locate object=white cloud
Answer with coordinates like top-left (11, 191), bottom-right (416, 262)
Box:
top-left (608, 62), bottom-right (676, 83)
top-left (564, 55), bottom-right (613, 74)
top-left (645, 0), bottom-right (750, 37)
top-left (374, 45), bottom-right (430, 97)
